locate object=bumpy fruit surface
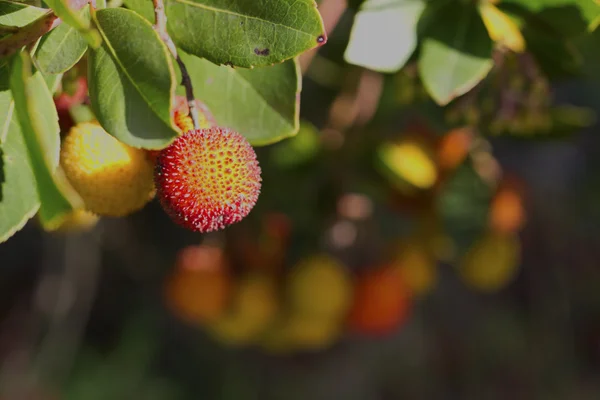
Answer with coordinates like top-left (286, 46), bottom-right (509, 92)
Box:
top-left (348, 265), bottom-right (412, 335)
top-left (287, 254), bottom-right (353, 321)
top-left (155, 127), bottom-right (262, 233)
top-left (164, 245), bottom-right (231, 324)
top-left (60, 122), bottom-right (156, 216)
top-left (147, 98), bottom-right (216, 164)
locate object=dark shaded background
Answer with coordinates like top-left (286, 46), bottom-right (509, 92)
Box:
top-left (3, 6), bottom-right (600, 400)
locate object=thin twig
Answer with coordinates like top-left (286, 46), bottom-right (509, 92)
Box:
top-left (153, 0), bottom-right (201, 130)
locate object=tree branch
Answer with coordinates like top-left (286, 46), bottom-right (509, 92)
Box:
top-left (0, 12), bottom-right (61, 58)
top-left (153, 0), bottom-right (201, 130)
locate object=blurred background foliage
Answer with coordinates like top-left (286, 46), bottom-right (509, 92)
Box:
top-left (3, 0), bottom-right (600, 399)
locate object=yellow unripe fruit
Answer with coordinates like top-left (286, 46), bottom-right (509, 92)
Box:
top-left (378, 139), bottom-right (438, 191)
top-left (60, 122), bottom-right (156, 216)
top-left (207, 274), bottom-right (279, 346)
top-left (53, 209), bottom-right (100, 233)
top-left (459, 231), bottom-right (521, 293)
top-left (287, 255), bottom-right (353, 322)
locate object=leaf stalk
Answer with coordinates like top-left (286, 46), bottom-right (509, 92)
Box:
top-left (153, 0), bottom-right (201, 131)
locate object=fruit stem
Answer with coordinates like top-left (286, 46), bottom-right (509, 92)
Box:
top-left (153, 0), bottom-right (201, 130)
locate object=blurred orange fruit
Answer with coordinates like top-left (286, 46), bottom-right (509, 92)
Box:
top-left (164, 245), bottom-right (231, 324)
top-left (459, 231), bottom-right (521, 293)
top-left (347, 265), bottom-right (412, 335)
top-left (207, 273), bottom-right (279, 346)
top-left (437, 127), bottom-right (473, 171)
top-left (286, 254), bottom-right (353, 322)
top-left (489, 185), bottom-right (525, 234)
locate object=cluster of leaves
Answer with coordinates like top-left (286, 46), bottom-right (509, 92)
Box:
top-left (345, 0), bottom-right (600, 105)
top-left (0, 0), bottom-right (327, 243)
top-left (1, 0), bottom-right (598, 245)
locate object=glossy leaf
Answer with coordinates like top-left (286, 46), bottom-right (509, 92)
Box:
top-left (165, 0), bottom-right (326, 68)
top-left (88, 7), bottom-right (178, 149)
top-left (9, 50), bottom-right (83, 228)
top-left (345, 0), bottom-right (425, 73)
top-left (33, 5), bottom-right (89, 74)
top-left (0, 100), bottom-right (40, 243)
top-left (418, 2), bottom-right (493, 106)
top-left (179, 50), bottom-right (300, 146)
top-left (0, 0), bottom-right (46, 27)
top-left (43, 0), bottom-right (101, 48)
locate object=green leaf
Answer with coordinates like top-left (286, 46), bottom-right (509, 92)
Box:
top-left (43, 0), bottom-right (101, 48)
top-left (344, 0), bottom-right (425, 73)
top-left (9, 50), bottom-right (83, 228)
top-left (33, 5), bottom-right (89, 74)
top-left (179, 50), bottom-right (300, 145)
top-left (88, 7), bottom-right (178, 149)
top-left (0, 58), bottom-right (11, 142)
top-left (0, 108), bottom-right (41, 243)
top-left (43, 71), bottom-right (64, 94)
top-left (1, 58), bottom-right (40, 243)
top-left (0, 0), bottom-right (46, 27)
top-left (418, 2), bottom-right (493, 106)
top-left (501, 0), bottom-right (600, 37)
top-left (165, 0), bottom-right (327, 68)
top-left (122, 0), bottom-right (155, 22)
top-left (436, 160), bottom-right (493, 256)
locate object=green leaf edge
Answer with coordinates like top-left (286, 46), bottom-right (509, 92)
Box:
top-left (91, 7), bottom-right (179, 148)
top-left (246, 56), bottom-right (302, 146)
top-left (8, 50), bottom-right (83, 228)
top-left (0, 102), bottom-right (41, 244)
top-left (418, 5), bottom-right (494, 106)
top-left (166, 0), bottom-right (327, 69)
top-left (33, 5), bottom-right (90, 74)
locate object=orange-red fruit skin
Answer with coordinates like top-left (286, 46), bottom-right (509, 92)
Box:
top-left (348, 265), bottom-right (412, 336)
top-left (155, 127), bottom-right (262, 233)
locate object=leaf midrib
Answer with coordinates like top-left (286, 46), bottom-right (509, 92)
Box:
top-left (440, 8), bottom-right (472, 100)
top-left (172, 0), bottom-right (317, 38)
top-left (39, 24), bottom-right (79, 71)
